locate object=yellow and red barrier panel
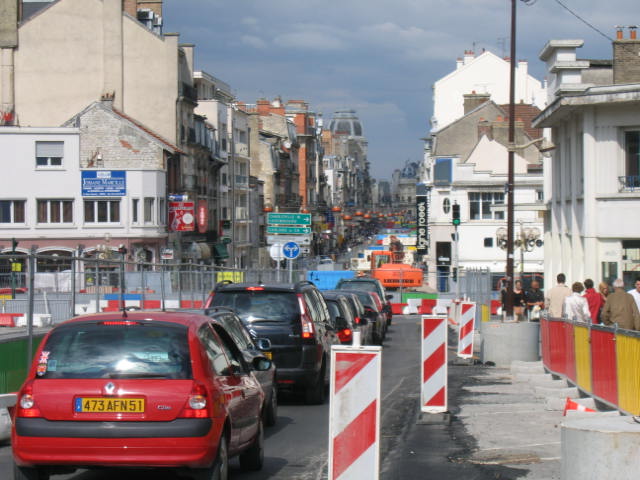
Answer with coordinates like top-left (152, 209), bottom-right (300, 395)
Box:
top-left (541, 317), bottom-right (640, 415)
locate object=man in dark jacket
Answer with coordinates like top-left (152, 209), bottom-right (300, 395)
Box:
top-left (524, 280), bottom-right (544, 320)
top-left (601, 278), bottom-right (640, 330)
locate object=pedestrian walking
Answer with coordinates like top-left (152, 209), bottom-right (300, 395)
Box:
top-left (627, 276), bottom-right (640, 313)
top-left (601, 278), bottom-right (640, 331)
top-left (563, 282), bottom-right (591, 323)
top-left (524, 280), bottom-right (544, 320)
top-left (583, 278), bottom-right (604, 324)
top-left (545, 273), bottom-right (571, 318)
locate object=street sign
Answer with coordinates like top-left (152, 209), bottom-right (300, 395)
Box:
top-left (282, 242), bottom-right (300, 259)
top-left (267, 235), bottom-right (311, 246)
top-left (267, 226), bottom-right (311, 235)
top-left (269, 243), bottom-right (284, 261)
top-left (267, 213), bottom-right (311, 225)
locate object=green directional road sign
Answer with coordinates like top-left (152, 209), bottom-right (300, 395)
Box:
top-left (267, 225), bottom-right (312, 235)
top-left (267, 213), bottom-right (311, 225)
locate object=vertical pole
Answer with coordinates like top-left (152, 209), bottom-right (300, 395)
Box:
top-left (26, 249), bottom-right (36, 368)
top-left (288, 258), bottom-right (293, 283)
top-left (454, 225), bottom-right (460, 300)
top-left (160, 259), bottom-right (166, 311)
top-left (505, 0), bottom-right (517, 320)
top-left (95, 256), bottom-right (100, 313)
top-left (70, 247), bottom-right (79, 317)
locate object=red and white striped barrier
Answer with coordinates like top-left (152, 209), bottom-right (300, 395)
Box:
top-left (457, 301), bottom-right (476, 359)
top-left (328, 346), bottom-right (382, 480)
top-left (421, 315), bottom-right (448, 413)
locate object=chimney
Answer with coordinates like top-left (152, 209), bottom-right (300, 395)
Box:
top-left (123, 0), bottom-right (137, 17)
top-left (477, 118), bottom-right (492, 140)
top-left (463, 91), bottom-right (491, 114)
top-left (463, 50), bottom-right (474, 65)
top-left (256, 99), bottom-right (270, 116)
top-left (613, 26), bottom-right (640, 84)
top-left (456, 57), bottom-right (463, 69)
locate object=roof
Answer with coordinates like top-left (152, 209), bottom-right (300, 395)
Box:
top-left (62, 310), bottom-right (210, 326)
top-left (112, 108), bottom-right (185, 155)
top-left (498, 103), bottom-right (543, 139)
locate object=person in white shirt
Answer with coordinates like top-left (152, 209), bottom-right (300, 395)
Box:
top-left (563, 282), bottom-right (591, 323)
top-left (627, 277), bottom-right (640, 313)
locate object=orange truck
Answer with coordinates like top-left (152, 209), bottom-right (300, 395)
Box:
top-left (369, 251), bottom-right (423, 289)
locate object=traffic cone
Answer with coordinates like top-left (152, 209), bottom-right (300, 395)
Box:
top-left (563, 397), bottom-right (595, 416)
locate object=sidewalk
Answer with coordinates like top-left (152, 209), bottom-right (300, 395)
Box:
top-left (392, 354), bottom-right (618, 479)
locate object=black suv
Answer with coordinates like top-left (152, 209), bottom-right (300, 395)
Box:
top-left (204, 281), bottom-right (339, 404)
top-left (336, 277), bottom-right (393, 325)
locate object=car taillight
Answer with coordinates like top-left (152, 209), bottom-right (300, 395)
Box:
top-left (354, 316), bottom-right (361, 325)
top-left (179, 382), bottom-right (210, 419)
top-left (204, 292), bottom-right (215, 309)
top-left (297, 294), bottom-right (315, 340)
top-left (17, 382), bottom-right (41, 418)
top-left (337, 328), bottom-right (353, 343)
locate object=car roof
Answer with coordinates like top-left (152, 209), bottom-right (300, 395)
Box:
top-left (215, 282), bottom-right (314, 293)
top-left (321, 291), bottom-right (353, 300)
top-left (60, 310), bottom-right (213, 328)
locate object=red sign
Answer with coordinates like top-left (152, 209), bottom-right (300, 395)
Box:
top-left (197, 200), bottom-right (208, 234)
top-left (168, 201), bottom-right (195, 232)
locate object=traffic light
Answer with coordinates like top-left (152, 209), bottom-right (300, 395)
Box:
top-left (11, 238), bottom-right (18, 252)
top-left (452, 267), bottom-right (458, 282)
top-left (452, 203), bottom-right (460, 226)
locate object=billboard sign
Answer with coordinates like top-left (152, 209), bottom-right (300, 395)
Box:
top-left (81, 171), bottom-right (126, 197)
top-left (416, 184), bottom-right (430, 255)
top-left (169, 201), bottom-right (195, 232)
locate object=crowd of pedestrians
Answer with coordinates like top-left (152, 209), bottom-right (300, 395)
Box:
top-left (505, 274), bottom-right (640, 330)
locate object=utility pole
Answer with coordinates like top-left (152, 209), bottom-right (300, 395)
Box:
top-left (505, 0), bottom-right (517, 320)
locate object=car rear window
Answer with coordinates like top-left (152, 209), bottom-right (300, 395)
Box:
top-left (36, 322), bottom-right (191, 379)
top-left (211, 291), bottom-right (299, 324)
top-left (338, 281), bottom-right (376, 293)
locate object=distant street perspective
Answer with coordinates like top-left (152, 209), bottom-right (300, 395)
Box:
top-left (2, 0), bottom-right (640, 479)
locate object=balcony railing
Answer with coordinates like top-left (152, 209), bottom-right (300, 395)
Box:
top-left (619, 175), bottom-right (640, 192)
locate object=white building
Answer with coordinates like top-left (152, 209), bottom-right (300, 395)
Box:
top-left (533, 32), bottom-right (640, 287)
top-left (431, 50), bottom-right (546, 132)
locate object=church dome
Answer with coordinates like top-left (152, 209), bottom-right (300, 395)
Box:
top-left (328, 110), bottom-right (364, 137)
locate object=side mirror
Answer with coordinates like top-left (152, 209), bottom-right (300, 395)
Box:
top-left (255, 338), bottom-right (272, 351)
top-left (252, 356), bottom-right (272, 372)
top-left (385, 295), bottom-right (393, 301)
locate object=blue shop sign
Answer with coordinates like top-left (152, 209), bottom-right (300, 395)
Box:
top-left (82, 171), bottom-right (126, 197)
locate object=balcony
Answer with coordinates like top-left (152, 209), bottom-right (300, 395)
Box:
top-left (619, 175), bottom-right (640, 192)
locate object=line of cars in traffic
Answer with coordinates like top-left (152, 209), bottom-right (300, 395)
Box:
top-left (8, 276), bottom-right (392, 480)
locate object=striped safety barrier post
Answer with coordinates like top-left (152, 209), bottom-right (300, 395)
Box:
top-left (328, 345), bottom-right (382, 480)
top-left (457, 301), bottom-right (476, 359)
top-left (421, 315), bottom-right (448, 413)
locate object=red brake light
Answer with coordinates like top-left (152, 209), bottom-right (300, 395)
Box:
top-left (354, 316), bottom-right (361, 325)
top-left (297, 294), bottom-right (315, 339)
top-left (100, 321), bottom-right (139, 326)
top-left (337, 328), bottom-right (353, 343)
top-left (179, 382), bottom-right (210, 419)
top-left (246, 286), bottom-right (265, 291)
top-left (16, 382), bottom-right (41, 418)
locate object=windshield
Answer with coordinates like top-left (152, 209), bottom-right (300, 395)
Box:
top-left (37, 323), bottom-right (191, 379)
top-left (211, 291), bottom-right (299, 323)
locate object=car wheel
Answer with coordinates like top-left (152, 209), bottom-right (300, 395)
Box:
top-left (305, 365), bottom-right (326, 405)
top-left (13, 463), bottom-right (49, 480)
top-left (193, 432), bottom-right (228, 480)
top-left (264, 385), bottom-right (278, 427)
top-left (239, 420), bottom-right (264, 471)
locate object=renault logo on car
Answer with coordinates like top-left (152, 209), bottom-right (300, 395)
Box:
top-left (104, 382), bottom-right (116, 395)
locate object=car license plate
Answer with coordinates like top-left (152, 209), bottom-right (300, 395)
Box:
top-left (263, 352), bottom-right (272, 360)
top-left (74, 397), bottom-right (145, 413)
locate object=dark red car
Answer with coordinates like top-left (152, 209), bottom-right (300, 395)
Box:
top-left (11, 311), bottom-right (271, 480)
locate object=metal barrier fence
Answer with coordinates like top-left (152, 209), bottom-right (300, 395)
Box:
top-left (0, 253), bottom-right (307, 325)
top-left (541, 316), bottom-right (640, 415)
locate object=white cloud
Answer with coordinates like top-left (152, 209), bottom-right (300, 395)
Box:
top-left (241, 17), bottom-right (258, 26)
top-left (241, 35), bottom-right (267, 49)
top-left (273, 24), bottom-right (347, 50)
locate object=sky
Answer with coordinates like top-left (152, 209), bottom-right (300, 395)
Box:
top-left (163, 0), bottom-right (635, 181)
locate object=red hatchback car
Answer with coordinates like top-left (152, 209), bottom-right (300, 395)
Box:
top-left (11, 311), bottom-right (271, 480)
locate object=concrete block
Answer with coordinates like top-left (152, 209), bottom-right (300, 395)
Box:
top-left (565, 410), bottom-right (620, 418)
top-left (535, 385), bottom-right (579, 399)
top-left (562, 416), bottom-right (640, 479)
top-left (528, 378), bottom-right (568, 388)
top-left (510, 364), bottom-right (546, 375)
top-left (513, 372), bottom-right (552, 383)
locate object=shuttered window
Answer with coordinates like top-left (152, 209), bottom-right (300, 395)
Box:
top-left (36, 141), bottom-right (64, 167)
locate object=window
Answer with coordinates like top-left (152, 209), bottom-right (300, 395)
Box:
top-left (442, 198), bottom-right (451, 214)
top-left (37, 200), bottom-right (73, 223)
top-left (468, 192), bottom-right (504, 220)
top-left (484, 237), bottom-right (494, 248)
top-left (84, 200), bottom-right (120, 223)
top-left (0, 200), bottom-right (25, 223)
top-left (623, 131), bottom-right (640, 190)
top-left (132, 198), bottom-right (139, 224)
top-left (36, 141), bottom-right (64, 167)
top-left (434, 158), bottom-right (452, 185)
top-left (198, 325), bottom-right (231, 376)
top-left (144, 197), bottom-right (155, 223)
top-left (159, 198), bottom-right (166, 225)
